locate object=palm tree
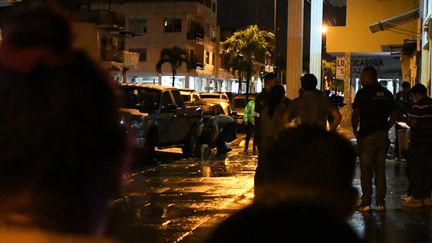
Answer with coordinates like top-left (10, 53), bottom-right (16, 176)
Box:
top-left (220, 25), bottom-right (274, 101)
top-left (156, 46), bottom-right (189, 87)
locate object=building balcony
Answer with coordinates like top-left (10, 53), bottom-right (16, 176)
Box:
top-left (102, 50), bottom-right (139, 68)
top-left (74, 9), bottom-right (126, 30)
top-left (187, 31), bottom-right (205, 40)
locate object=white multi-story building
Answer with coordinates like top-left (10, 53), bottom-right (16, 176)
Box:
top-left (90, 0), bottom-right (227, 92)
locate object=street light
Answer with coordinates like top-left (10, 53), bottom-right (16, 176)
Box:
top-left (320, 25), bottom-right (328, 34)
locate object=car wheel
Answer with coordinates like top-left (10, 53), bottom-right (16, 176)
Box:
top-left (182, 126), bottom-right (198, 158)
top-left (142, 130), bottom-right (156, 163)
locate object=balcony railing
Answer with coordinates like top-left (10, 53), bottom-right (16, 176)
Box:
top-left (187, 31), bottom-right (205, 40)
top-left (101, 50), bottom-right (139, 68)
top-left (74, 10), bottom-right (125, 29)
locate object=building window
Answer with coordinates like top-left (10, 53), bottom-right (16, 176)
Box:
top-left (164, 19), bottom-right (182, 32)
top-left (129, 48), bottom-right (147, 62)
top-left (129, 19), bottom-right (147, 33)
top-left (212, 53), bottom-right (215, 65)
top-left (205, 51), bottom-right (210, 64)
top-left (212, 2), bottom-right (216, 12)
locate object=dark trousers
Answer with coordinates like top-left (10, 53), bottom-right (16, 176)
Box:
top-left (254, 121), bottom-right (264, 196)
top-left (408, 144), bottom-right (432, 199)
top-left (358, 131), bottom-right (390, 204)
top-left (245, 123), bottom-right (256, 151)
top-left (216, 122), bottom-right (236, 154)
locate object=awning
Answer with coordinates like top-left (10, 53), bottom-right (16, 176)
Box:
top-left (369, 8), bottom-right (419, 33)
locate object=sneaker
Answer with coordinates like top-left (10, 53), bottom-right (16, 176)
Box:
top-left (422, 198), bottom-right (432, 206)
top-left (376, 204), bottom-right (385, 211)
top-left (401, 198), bottom-right (423, 208)
top-left (357, 204), bottom-right (371, 212)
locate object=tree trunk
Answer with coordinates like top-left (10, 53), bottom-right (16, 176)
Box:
top-left (238, 75), bottom-right (242, 95)
top-left (172, 72), bottom-right (175, 87)
top-left (245, 70), bottom-right (251, 103)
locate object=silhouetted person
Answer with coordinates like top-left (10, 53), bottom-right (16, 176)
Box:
top-left (253, 73), bottom-right (277, 192)
top-left (401, 84), bottom-right (432, 207)
top-left (394, 81), bottom-right (413, 160)
top-left (289, 73), bottom-right (342, 131)
top-left (352, 66), bottom-right (398, 212)
top-left (206, 126), bottom-right (360, 243)
top-left (0, 5), bottom-right (127, 241)
top-left (260, 85), bottom-right (289, 154)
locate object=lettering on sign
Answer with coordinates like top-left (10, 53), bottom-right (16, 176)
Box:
top-left (336, 56), bottom-right (345, 80)
top-left (351, 58), bottom-right (384, 77)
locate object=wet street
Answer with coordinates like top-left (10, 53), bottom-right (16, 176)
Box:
top-left (108, 133), bottom-right (432, 243)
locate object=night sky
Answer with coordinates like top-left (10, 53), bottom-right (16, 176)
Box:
top-left (217, 0), bottom-right (274, 30)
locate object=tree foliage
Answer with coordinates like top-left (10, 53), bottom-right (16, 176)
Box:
top-left (156, 46), bottom-right (191, 87)
top-left (220, 25), bottom-right (274, 97)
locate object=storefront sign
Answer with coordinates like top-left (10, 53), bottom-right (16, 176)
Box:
top-left (351, 57), bottom-right (384, 76)
top-left (336, 56), bottom-right (345, 80)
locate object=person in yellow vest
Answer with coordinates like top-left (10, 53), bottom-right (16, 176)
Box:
top-left (244, 99), bottom-right (257, 154)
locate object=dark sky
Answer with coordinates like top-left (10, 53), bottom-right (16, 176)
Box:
top-left (218, 0), bottom-right (278, 30)
top-left (217, 0), bottom-right (290, 64)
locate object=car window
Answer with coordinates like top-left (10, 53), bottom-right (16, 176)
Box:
top-left (172, 90), bottom-right (185, 107)
top-left (182, 94), bottom-right (190, 102)
top-left (201, 94), bottom-right (220, 99)
top-left (161, 91), bottom-right (174, 107)
top-left (120, 87), bottom-right (161, 111)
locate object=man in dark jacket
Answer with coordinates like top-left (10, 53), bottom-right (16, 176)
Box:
top-left (352, 66), bottom-right (398, 212)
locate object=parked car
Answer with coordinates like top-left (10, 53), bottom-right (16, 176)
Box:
top-left (179, 88), bottom-right (204, 106)
top-left (232, 94), bottom-right (257, 127)
top-left (118, 84), bottom-right (202, 159)
top-left (201, 98), bottom-right (236, 119)
top-left (200, 92), bottom-right (230, 102)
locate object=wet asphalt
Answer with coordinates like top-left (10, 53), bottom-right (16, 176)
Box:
top-left (107, 132), bottom-right (432, 243)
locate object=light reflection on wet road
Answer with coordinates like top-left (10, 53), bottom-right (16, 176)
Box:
top-left (108, 137), bottom-right (256, 243)
top-left (108, 136), bottom-right (432, 243)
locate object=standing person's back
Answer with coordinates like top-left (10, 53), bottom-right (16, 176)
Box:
top-left (253, 73), bottom-right (277, 193)
top-left (261, 86), bottom-right (289, 152)
top-left (289, 74), bottom-right (341, 131)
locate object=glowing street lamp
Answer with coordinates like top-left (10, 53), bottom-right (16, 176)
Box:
top-left (320, 25), bottom-right (328, 34)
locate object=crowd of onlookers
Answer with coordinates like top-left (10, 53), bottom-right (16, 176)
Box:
top-left (1, 3), bottom-right (432, 243)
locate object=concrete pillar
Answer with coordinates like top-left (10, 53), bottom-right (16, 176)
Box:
top-left (340, 52), bottom-right (352, 128)
top-left (309, 0), bottom-right (323, 89)
top-left (286, 0), bottom-right (304, 99)
top-left (420, 49), bottom-right (430, 87)
top-left (185, 74), bottom-right (190, 89)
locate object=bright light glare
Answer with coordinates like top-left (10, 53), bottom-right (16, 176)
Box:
top-left (320, 25), bottom-right (328, 33)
